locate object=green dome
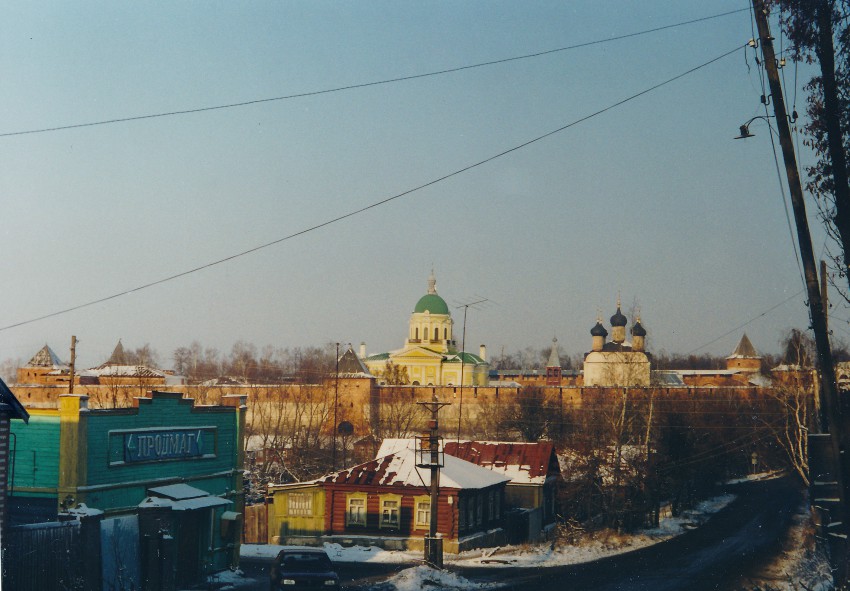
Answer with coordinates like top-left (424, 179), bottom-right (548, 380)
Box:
top-left (414, 293), bottom-right (450, 315)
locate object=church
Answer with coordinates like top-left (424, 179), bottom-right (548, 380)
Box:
top-left (582, 299), bottom-right (651, 387)
top-left (362, 272), bottom-right (489, 386)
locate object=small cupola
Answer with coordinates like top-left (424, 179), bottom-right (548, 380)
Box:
top-left (631, 316), bottom-right (646, 352)
top-left (610, 297), bottom-right (627, 343)
top-left (591, 318), bottom-right (608, 352)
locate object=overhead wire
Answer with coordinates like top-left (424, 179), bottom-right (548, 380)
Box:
top-left (0, 43), bottom-right (747, 333)
top-left (0, 7), bottom-right (749, 138)
top-left (748, 3), bottom-right (806, 288)
top-left (686, 288), bottom-right (805, 354)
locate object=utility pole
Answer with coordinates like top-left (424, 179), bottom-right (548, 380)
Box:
top-left (455, 298), bottom-right (487, 443)
top-left (332, 342), bottom-right (339, 472)
top-left (751, 0), bottom-right (848, 578)
top-left (416, 397), bottom-right (450, 568)
top-left (822, 259), bottom-right (829, 336)
top-left (68, 336), bottom-right (77, 394)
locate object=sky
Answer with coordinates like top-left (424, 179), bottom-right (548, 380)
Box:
top-left (0, 1), bottom-right (838, 370)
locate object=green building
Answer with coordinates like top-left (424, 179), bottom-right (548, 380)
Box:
top-left (9, 391), bottom-right (246, 588)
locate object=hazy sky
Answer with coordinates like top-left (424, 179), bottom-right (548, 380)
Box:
top-left (0, 1), bottom-right (836, 370)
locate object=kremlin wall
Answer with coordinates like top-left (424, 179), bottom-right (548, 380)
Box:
top-left (9, 274), bottom-right (812, 448)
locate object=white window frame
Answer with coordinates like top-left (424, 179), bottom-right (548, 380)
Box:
top-left (415, 497), bottom-right (430, 529)
top-left (288, 492), bottom-right (313, 516)
top-left (379, 495), bottom-right (401, 529)
top-left (346, 494), bottom-right (366, 526)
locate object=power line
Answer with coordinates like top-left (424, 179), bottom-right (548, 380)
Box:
top-left (0, 8), bottom-right (749, 138)
top-left (0, 44), bottom-right (745, 333)
top-left (686, 288), bottom-right (806, 354)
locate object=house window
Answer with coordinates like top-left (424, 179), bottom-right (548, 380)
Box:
top-left (488, 490), bottom-right (494, 521)
top-left (415, 497), bottom-right (430, 528)
top-left (424, 327), bottom-right (428, 340)
top-left (444, 328), bottom-right (448, 339)
top-left (347, 495), bottom-right (366, 526)
top-left (380, 496), bottom-right (400, 529)
top-left (477, 496), bottom-right (483, 526)
top-left (495, 491), bottom-right (501, 519)
top-left (415, 327), bottom-right (419, 339)
top-left (467, 497), bottom-right (475, 530)
top-left (459, 497), bottom-right (466, 530)
top-left (288, 492), bottom-right (312, 516)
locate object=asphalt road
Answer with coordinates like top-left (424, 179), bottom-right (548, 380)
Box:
top-left (455, 477), bottom-right (802, 591)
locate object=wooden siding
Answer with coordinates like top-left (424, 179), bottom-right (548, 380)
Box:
top-left (320, 483), bottom-right (503, 541)
top-left (243, 503), bottom-right (268, 543)
top-left (9, 413), bottom-right (60, 493)
top-left (268, 485), bottom-right (326, 542)
top-left (81, 395), bottom-right (240, 511)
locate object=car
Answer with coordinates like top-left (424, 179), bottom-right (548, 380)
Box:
top-left (269, 547), bottom-right (340, 591)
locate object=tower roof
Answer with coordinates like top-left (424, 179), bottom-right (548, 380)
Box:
top-left (337, 345), bottom-right (372, 376)
top-left (631, 321), bottom-right (646, 337)
top-left (610, 306), bottom-right (627, 327)
top-left (413, 272), bottom-right (449, 315)
top-left (26, 344), bottom-right (65, 368)
top-left (546, 337), bottom-right (561, 368)
top-left (591, 321), bottom-right (608, 337)
top-left (106, 340), bottom-right (128, 365)
top-left (727, 333), bottom-right (760, 359)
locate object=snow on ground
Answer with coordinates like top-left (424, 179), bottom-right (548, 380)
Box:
top-left (452, 492), bottom-right (737, 568)
top-left (242, 491), bottom-right (738, 573)
top-left (733, 496), bottom-right (832, 591)
top-left (386, 566), bottom-right (496, 591)
top-left (180, 568), bottom-right (256, 591)
top-left (241, 541), bottom-right (419, 564)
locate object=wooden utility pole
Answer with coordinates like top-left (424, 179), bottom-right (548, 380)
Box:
top-left (822, 259), bottom-right (829, 335)
top-left (751, 0), bottom-right (848, 577)
top-left (68, 335), bottom-right (77, 394)
top-left (416, 397), bottom-right (450, 568)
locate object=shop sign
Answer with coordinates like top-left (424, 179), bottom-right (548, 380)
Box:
top-left (119, 428), bottom-right (216, 463)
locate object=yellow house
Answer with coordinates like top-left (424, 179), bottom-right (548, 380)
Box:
top-left (362, 273), bottom-right (488, 386)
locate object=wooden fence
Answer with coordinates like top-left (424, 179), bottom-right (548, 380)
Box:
top-left (243, 503), bottom-right (268, 544)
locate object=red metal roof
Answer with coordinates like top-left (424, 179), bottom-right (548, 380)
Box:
top-left (443, 440), bottom-right (559, 483)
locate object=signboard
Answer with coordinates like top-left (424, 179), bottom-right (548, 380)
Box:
top-left (109, 427), bottom-right (217, 465)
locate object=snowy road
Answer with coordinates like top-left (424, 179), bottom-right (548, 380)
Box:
top-left (453, 477), bottom-right (801, 591)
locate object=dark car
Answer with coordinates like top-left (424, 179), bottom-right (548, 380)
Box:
top-left (269, 547), bottom-right (340, 591)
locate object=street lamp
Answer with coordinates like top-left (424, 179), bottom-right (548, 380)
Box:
top-left (734, 115), bottom-right (773, 139)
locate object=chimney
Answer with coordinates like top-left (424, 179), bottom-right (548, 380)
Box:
top-left (360, 342), bottom-right (367, 359)
top-left (479, 344), bottom-right (486, 361)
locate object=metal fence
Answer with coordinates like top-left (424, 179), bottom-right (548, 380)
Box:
top-left (5, 520), bottom-right (83, 591)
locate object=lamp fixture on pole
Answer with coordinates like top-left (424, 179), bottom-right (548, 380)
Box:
top-left (734, 115), bottom-right (774, 139)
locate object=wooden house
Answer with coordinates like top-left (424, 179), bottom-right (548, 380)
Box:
top-left (442, 440), bottom-right (561, 541)
top-left (268, 444), bottom-right (509, 553)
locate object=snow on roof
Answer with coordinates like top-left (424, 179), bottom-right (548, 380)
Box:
top-left (378, 438), bottom-right (557, 486)
top-left (88, 364), bottom-right (166, 378)
top-left (148, 483), bottom-right (210, 500)
top-left (748, 373), bottom-right (773, 387)
top-left (327, 444), bottom-right (509, 490)
top-left (727, 333), bottom-right (760, 359)
top-left (443, 440), bottom-right (559, 485)
top-left (674, 369), bottom-right (739, 376)
top-left (26, 344), bottom-right (66, 369)
top-left (145, 483), bottom-right (232, 510)
top-left (64, 503), bottom-right (104, 518)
